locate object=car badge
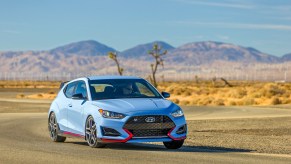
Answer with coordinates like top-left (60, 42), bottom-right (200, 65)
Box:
top-left (145, 117), bottom-right (155, 123)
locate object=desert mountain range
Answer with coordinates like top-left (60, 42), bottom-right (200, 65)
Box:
top-left (0, 40), bottom-right (290, 81)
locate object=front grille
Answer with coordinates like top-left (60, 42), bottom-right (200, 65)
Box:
top-left (123, 115), bottom-right (175, 138)
top-left (130, 129), bottom-right (172, 137)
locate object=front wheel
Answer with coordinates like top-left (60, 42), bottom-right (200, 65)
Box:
top-left (163, 140), bottom-right (184, 149)
top-left (85, 116), bottom-right (106, 148)
top-left (48, 112), bottom-right (66, 142)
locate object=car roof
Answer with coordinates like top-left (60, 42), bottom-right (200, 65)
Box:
top-left (87, 75), bottom-right (142, 80)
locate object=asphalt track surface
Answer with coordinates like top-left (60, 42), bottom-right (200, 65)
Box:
top-left (1, 104), bottom-right (291, 164)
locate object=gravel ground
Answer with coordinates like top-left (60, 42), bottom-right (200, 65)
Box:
top-left (185, 117), bottom-right (291, 154)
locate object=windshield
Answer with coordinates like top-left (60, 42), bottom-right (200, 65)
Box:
top-left (89, 79), bottom-right (162, 100)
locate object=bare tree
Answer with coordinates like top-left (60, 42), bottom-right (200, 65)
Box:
top-left (148, 43), bottom-right (167, 87)
top-left (108, 52), bottom-right (124, 75)
top-left (221, 77), bottom-right (232, 87)
top-left (195, 75), bottom-right (199, 84)
top-left (212, 76), bottom-right (217, 87)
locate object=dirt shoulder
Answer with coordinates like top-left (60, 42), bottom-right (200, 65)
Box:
top-left (185, 116), bottom-right (291, 154)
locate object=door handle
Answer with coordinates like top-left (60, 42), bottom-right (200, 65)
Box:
top-left (68, 103), bottom-right (72, 107)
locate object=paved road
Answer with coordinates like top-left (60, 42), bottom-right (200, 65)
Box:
top-left (183, 105), bottom-right (291, 120)
top-left (1, 107), bottom-right (291, 163)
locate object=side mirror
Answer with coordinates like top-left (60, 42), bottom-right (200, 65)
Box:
top-left (161, 91), bottom-right (170, 98)
top-left (72, 93), bottom-right (85, 100)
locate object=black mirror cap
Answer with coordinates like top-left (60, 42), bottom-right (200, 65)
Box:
top-left (59, 81), bottom-right (68, 90)
top-left (72, 93), bottom-right (85, 100)
top-left (162, 91), bottom-right (170, 98)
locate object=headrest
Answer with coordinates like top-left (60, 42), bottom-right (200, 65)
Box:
top-left (104, 86), bottom-right (114, 93)
top-left (90, 86), bottom-right (96, 93)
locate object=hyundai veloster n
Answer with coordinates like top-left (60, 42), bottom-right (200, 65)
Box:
top-left (48, 76), bottom-right (187, 149)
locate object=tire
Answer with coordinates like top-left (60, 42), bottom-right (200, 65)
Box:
top-left (163, 140), bottom-right (184, 149)
top-left (85, 116), bottom-right (106, 148)
top-left (48, 112), bottom-right (66, 142)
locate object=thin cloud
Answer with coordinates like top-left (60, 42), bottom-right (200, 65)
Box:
top-left (174, 0), bottom-right (254, 9)
top-left (270, 5), bottom-right (291, 12)
top-left (194, 35), bottom-right (205, 39)
top-left (1, 30), bottom-right (21, 34)
top-left (279, 17), bottom-right (291, 20)
top-left (217, 35), bottom-right (230, 40)
top-left (174, 21), bottom-right (291, 31)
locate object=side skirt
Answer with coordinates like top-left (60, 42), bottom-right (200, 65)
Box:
top-left (59, 130), bottom-right (85, 139)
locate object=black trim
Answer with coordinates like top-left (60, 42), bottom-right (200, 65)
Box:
top-left (101, 127), bottom-right (121, 136)
top-left (59, 81), bottom-right (68, 90)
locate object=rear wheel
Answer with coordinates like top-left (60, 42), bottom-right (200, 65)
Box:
top-left (48, 112), bottom-right (66, 142)
top-left (163, 140), bottom-right (184, 149)
top-left (85, 116), bottom-right (106, 148)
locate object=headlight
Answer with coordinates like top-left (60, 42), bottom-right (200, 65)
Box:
top-left (98, 109), bottom-right (125, 119)
top-left (171, 109), bottom-right (184, 117)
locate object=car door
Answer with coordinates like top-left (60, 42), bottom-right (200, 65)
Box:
top-left (58, 81), bottom-right (77, 132)
top-left (67, 80), bottom-right (88, 135)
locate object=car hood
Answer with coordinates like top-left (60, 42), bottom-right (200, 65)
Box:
top-left (91, 98), bottom-right (175, 113)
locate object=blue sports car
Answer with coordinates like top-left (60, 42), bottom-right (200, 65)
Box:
top-left (48, 76), bottom-right (187, 149)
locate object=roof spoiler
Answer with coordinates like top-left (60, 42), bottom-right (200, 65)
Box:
top-left (59, 81), bottom-right (68, 90)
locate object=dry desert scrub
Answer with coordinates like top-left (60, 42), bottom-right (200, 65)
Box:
top-left (0, 80), bottom-right (60, 89)
top-left (16, 92), bottom-right (57, 99)
top-left (157, 81), bottom-right (291, 106)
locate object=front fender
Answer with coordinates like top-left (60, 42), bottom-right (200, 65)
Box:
top-left (48, 99), bottom-right (67, 132)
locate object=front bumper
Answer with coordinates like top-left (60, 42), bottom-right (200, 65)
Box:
top-left (96, 114), bottom-right (187, 143)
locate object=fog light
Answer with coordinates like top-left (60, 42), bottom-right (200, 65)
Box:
top-left (101, 127), bottom-right (121, 136)
top-left (176, 124), bottom-right (187, 134)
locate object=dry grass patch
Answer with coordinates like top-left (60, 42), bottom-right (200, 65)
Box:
top-left (158, 81), bottom-right (291, 106)
top-left (0, 80), bottom-right (60, 89)
top-left (17, 92), bottom-right (57, 99)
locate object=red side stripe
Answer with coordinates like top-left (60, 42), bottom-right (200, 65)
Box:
top-left (63, 131), bottom-right (84, 138)
top-left (101, 128), bottom-right (133, 143)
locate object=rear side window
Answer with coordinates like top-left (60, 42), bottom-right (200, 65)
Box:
top-left (75, 81), bottom-right (88, 99)
top-left (64, 82), bottom-right (76, 98)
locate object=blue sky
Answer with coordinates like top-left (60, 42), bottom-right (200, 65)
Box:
top-left (0, 0), bottom-right (291, 56)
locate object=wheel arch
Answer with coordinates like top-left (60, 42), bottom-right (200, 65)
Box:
top-left (48, 101), bottom-right (60, 122)
top-left (83, 110), bottom-right (101, 138)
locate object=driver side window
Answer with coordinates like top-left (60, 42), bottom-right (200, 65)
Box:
top-left (135, 82), bottom-right (155, 97)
